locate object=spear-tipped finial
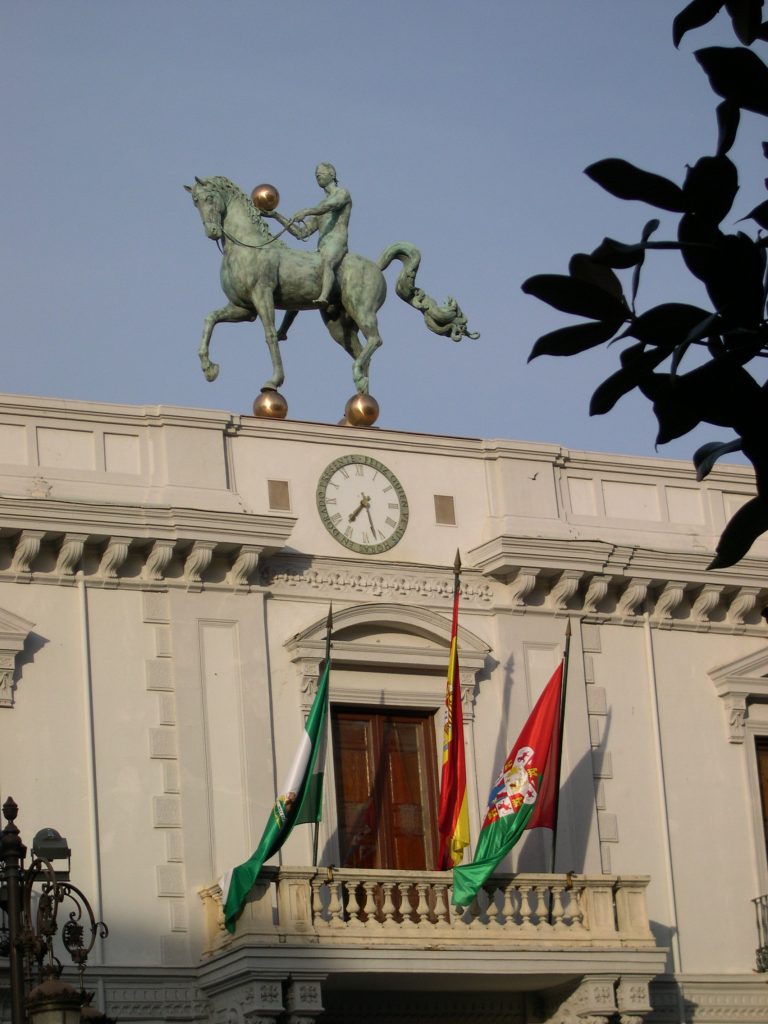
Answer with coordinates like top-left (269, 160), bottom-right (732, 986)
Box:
top-left (565, 619), bottom-right (571, 637)
top-left (326, 603), bottom-right (333, 631)
top-left (454, 549), bottom-right (462, 574)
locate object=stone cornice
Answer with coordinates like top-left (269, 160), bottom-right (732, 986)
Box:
top-left (0, 495), bottom-right (295, 548)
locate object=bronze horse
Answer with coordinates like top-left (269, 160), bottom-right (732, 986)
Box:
top-left (186, 176), bottom-right (478, 395)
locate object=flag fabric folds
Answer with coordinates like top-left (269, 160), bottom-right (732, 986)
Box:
top-left (437, 567), bottom-right (471, 869)
top-left (452, 662), bottom-right (564, 906)
top-left (220, 656), bottom-right (330, 933)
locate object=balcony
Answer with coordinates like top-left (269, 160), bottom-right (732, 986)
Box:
top-left (198, 866), bottom-right (665, 988)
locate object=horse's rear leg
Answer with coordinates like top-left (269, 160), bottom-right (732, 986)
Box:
top-left (321, 309), bottom-right (363, 360)
top-left (351, 314), bottom-right (383, 395)
top-left (199, 303), bottom-right (255, 382)
top-left (277, 310), bottom-right (298, 341)
top-left (252, 288), bottom-right (285, 390)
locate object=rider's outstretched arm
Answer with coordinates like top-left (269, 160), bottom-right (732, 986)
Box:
top-left (266, 210), bottom-right (317, 240)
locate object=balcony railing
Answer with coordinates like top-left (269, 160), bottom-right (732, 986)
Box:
top-left (199, 866), bottom-right (658, 957)
top-left (754, 893), bottom-right (768, 972)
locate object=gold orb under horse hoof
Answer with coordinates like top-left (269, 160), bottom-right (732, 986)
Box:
top-left (343, 393), bottom-right (380, 427)
top-left (251, 183), bottom-right (280, 212)
top-left (253, 388), bottom-right (288, 419)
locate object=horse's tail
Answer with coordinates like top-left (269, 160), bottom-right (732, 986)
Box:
top-left (377, 242), bottom-right (480, 343)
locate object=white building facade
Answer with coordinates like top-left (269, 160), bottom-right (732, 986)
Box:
top-left (0, 393), bottom-right (767, 1024)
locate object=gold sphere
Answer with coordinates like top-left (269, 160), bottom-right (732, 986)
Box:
top-left (343, 393), bottom-right (380, 427)
top-left (251, 183), bottom-right (280, 212)
top-left (253, 388), bottom-right (288, 419)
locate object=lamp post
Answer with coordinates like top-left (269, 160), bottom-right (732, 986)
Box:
top-left (0, 797), bottom-right (108, 1024)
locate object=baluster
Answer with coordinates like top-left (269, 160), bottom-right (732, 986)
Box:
top-left (399, 882), bottom-right (418, 930)
top-left (569, 885), bottom-right (586, 930)
top-left (311, 877), bottom-right (328, 928)
top-left (518, 884), bottom-right (534, 930)
top-left (434, 882), bottom-right (452, 927)
top-left (550, 884), bottom-right (566, 930)
top-left (362, 881), bottom-right (381, 929)
top-left (380, 882), bottom-right (398, 929)
top-left (326, 878), bottom-right (345, 929)
top-left (533, 885), bottom-right (549, 927)
top-left (414, 882), bottom-right (432, 927)
top-left (467, 892), bottom-right (485, 930)
top-left (485, 885), bottom-right (503, 929)
top-left (499, 879), bottom-right (517, 928)
top-left (346, 882), bottom-right (365, 928)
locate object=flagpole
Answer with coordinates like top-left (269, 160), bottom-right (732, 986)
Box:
top-left (549, 619), bottom-right (571, 875)
top-left (313, 604), bottom-right (333, 867)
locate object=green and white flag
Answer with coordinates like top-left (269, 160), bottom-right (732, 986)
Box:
top-left (221, 629), bottom-right (331, 933)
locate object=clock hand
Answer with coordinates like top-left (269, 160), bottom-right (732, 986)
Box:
top-left (348, 493), bottom-right (370, 523)
top-left (365, 504), bottom-right (377, 539)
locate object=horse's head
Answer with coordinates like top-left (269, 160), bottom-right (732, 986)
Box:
top-left (184, 177), bottom-right (224, 241)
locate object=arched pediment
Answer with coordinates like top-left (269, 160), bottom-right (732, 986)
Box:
top-left (285, 601), bottom-right (491, 674)
top-left (709, 644), bottom-right (768, 743)
top-left (0, 606), bottom-right (36, 709)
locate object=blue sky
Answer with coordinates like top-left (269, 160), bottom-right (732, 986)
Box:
top-left (2, 2), bottom-right (763, 460)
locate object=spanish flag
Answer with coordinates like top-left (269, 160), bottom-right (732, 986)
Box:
top-left (437, 551), bottom-right (471, 869)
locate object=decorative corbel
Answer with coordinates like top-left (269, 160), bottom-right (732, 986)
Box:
top-left (548, 570), bottom-right (583, 611)
top-left (583, 575), bottom-right (611, 614)
top-left (98, 536), bottom-right (132, 580)
top-left (229, 545), bottom-right (260, 588)
top-left (11, 531), bottom-right (44, 576)
top-left (652, 581), bottom-right (686, 621)
top-left (184, 541), bottom-right (216, 585)
top-left (143, 540), bottom-right (175, 581)
top-left (508, 567), bottom-right (539, 608)
top-left (616, 578), bottom-right (648, 617)
top-left (55, 533), bottom-right (87, 576)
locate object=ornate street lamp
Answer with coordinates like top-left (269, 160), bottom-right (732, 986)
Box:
top-left (0, 797), bottom-right (109, 1024)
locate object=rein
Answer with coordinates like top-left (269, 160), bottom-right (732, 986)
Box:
top-left (220, 219), bottom-right (296, 250)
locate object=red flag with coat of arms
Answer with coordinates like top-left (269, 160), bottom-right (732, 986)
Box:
top-left (452, 662), bottom-right (564, 906)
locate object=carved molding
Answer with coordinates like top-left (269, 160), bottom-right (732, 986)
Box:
top-left (262, 563), bottom-right (492, 604)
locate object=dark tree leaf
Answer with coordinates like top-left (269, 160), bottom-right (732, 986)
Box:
top-left (678, 218), bottom-right (765, 323)
top-left (625, 303), bottom-right (715, 348)
top-left (763, 140), bottom-right (768, 156)
top-left (521, 274), bottom-right (630, 320)
top-left (589, 344), bottom-right (669, 415)
top-left (569, 253), bottom-right (625, 301)
top-left (631, 220), bottom-right (661, 305)
top-left (591, 237), bottom-right (645, 269)
top-left (528, 320), bottom-right (622, 361)
top-left (758, 19), bottom-right (768, 39)
top-left (674, 0), bottom-right (725, 45)
top-left (718, 233), bottom-right (767, 325)
top-left (695, 46), bottom-right (768, 115)
top-left (693, 438), bottom-right (743, 480)
top-left (724, 0), bottom-right (764, 44)
top-left (708, 495), bottom-right (768, 568)
top-left (585, 159), bottom-right (687, 212)
top-left (683, 155), bottom-right (739, 223)
top-left (716, 100), bottom-right (741, 155)
top-left (641, 360), bottom-right (763, 444)
top-left (740, 197), bottom-right (768, 227)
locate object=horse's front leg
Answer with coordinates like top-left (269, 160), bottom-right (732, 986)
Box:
top-left (199, 303), bottom-right (255, 382)
top-left (251, 288), bottom-right (285, 390)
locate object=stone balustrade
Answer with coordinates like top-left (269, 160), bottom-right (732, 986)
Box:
top-left (199, 867), bottom-right (657, 956)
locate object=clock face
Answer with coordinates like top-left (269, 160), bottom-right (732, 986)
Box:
top-left (317, 454), bottom-right (408, 554)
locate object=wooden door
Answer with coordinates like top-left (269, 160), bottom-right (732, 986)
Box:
top-left (757, 737), bottom-right (768, 859)
top-left (332, 709), bottom-right (439, 870)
